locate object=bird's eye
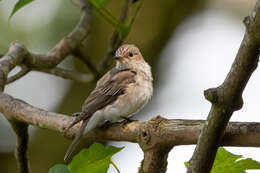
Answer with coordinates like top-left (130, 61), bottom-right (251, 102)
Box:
top-left (129, 52), bottom-right (133, 57)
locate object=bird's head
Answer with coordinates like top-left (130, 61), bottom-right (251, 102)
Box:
top-left (115, 44), bottom-right (146, 70)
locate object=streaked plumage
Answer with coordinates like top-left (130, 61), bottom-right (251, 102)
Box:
top-left (64, 44), bottom-right (153, 161)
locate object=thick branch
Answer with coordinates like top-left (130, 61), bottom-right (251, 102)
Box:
top-left (1, 93), bottom-right (260, 148)
top-left (139, 146), bottom-right (172, 173)
top-left (187, 1), bottom-right (260, 173)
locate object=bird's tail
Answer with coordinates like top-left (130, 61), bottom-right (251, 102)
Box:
top-left (65, 112), bottom-right (90, 131)
top-left (64, 120), bottom-right (88, 162)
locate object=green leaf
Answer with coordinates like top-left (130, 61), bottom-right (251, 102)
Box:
top-left (48, 164), bottom-right (71, 173)
top-left (68, 142), bottom-right (123, 173)
top-left (9, 0), bottom-right (35, 20)
top-left (184, 161), bottom-right (188, 168)
top-left (185, 147), bottom-right (260, 173)
top-left (117, 23), bottom-right (130, 40)
top-left (211, 147), bottom-right (260, 173)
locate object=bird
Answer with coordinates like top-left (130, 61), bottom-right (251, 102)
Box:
top-left (64, 44), bottom-right (153, 161)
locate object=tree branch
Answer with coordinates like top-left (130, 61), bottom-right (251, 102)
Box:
top-left (99, 0), bottom-right (131, 71)
top-left (7, 64), bottom-right (30, 84)
top-left (0, 3), bottom-right (93, 75)
top-left (0, 2), bottom-right (93, 87)
top-left (10, 121), bottom-right (30, 173)
top-left (1, 92), bottom-right (260, 148)
top-left (0, 42), bottom-right (28, 90)
top-left (34, 67), bottom-right (94, 83)
top-left (139, 146), bottom-right (172, 173)
top-left (73, 48), bottom-right (101, 79)
top-left (25, 3), bottom-right (93, 69)
top-left (3, 91), bottom-right (260, 173)
top-left (2, 1), bottom-right (260, 172)
top-left (0, 2), bottom-right (93, 172)
top-left (187, 1), bottom-right (260, 172)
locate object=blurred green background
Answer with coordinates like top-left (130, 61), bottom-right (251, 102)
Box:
top-left (0, 0), bottom-right (257, 172)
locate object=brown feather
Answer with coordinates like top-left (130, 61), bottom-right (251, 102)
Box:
top-left (81, 68), bottom-right (136, 116)
top-left (66, 68), bottom-right (136, 131)
top-left (64, 68), bottom-right (136, 161)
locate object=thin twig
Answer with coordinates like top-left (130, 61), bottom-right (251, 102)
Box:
top-left (7, 64), bottom-right (30, 84)
top-left (24, 2), bottom-right (93, 69)
top-left (74, 47), bottom-right (101, 79)
top-left (129, 0), bottom-right (143, 30)
top-left (10, 121), bottom-right (30, 173)
top-left (99, 0), bottom-right (131, 71)
top-left (35, 67), bottom-right (94, 83)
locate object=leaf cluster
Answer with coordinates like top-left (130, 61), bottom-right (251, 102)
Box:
top-left (185, 147), bottom-right (260, 173)
top-left (49, 143), bottom-right (123, 173)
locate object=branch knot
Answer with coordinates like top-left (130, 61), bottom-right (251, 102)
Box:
top-left (204, 88), bottom-right (218, 104)
top-left (243, 16), bottom-right (250, 28)
top-left (204, 87), bottom-right (243, 111)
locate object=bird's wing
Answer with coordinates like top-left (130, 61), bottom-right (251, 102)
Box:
top-left (64, 68), bottom-right (136, 161)
top-left (82, 68), bottom-right (136, 115)
top-left (66, 68), bottom-right (136, 129)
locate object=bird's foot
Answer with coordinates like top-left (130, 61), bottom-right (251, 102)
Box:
top-left (121, 116), bottom-right (137, 124)
top-left (101, 121), bottom-right (113, 128)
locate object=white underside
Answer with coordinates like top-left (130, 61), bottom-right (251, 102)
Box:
top-left (83, 60), bottom-right (153, 135)
top-left (102, 82), bottom-right (152, 122)
top-left (83, 77), bottom-right (153, 135)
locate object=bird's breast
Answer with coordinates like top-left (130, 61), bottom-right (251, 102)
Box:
top-left (131, 77), bottom-right (153, 106)
top-left (101, 77), bottom-right (153, 122)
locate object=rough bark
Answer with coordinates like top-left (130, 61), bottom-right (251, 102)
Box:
top-left (187, 1), bottom-right (260, 172)
top-left (1, 95), bottom-right (260, 147)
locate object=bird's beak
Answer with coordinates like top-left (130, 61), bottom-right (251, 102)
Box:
top-left (115, 56), bottom-right (123, 61)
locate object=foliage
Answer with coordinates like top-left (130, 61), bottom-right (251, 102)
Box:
top-left (48, 164), bottom-right (70, 173)
top-left (88, 0), bottom-right (143, 39)
top-left (49, 143), bottom-right (123, 173)
top-left (7, 0), bottom-right (143, 40)
top-left (185, 147), bottom-right (260, 173)
top-left (9, 0), bottom-right (34, 20)
top-left (212, 147), bottom-right (260, 173)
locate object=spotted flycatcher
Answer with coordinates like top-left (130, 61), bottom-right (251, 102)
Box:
top-left (64, 44), bottom-right (153, 161)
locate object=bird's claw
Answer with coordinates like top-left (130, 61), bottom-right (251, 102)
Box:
top-left (101, 121), bottom-right (112, 128)
top-left (121, 116), bottom-right (137, 124)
